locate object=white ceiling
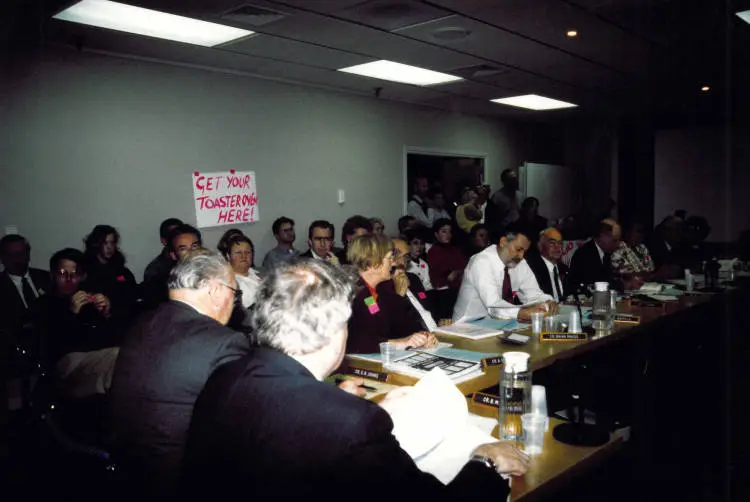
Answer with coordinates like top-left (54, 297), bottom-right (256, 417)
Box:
top-left (5, 0), bottom-right (745, 122)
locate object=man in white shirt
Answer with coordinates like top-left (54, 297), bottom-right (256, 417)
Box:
top-left (406, 176), bottom-right (432, 227)
top-left (0, 234), bottom-right (50, 330)
top-left (452, 232), bottom-right (556, 322)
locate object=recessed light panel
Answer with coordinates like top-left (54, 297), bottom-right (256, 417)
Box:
top-left (491, 94), bottom-right (577, 111)
top-left (53, 0), bottom-right (253, 47)
top-left (338, 60), bottom-right (462, 86)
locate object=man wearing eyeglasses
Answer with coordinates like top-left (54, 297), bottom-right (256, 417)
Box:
top-left (524, 227), bottom-right (569, 302)
top-left (301, 220), bottom-right (339, 265)
top-left (0, 234), bottom-right (50, 331)
top-left (110, 251), bottom-right (250, 498)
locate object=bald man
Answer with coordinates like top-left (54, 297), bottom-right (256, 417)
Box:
top-left (566, 218), bottom-right (628, 292)
top-left (391, 238), bottom-right (439, 332)
top-left (525, 228), bottom-right (569, 302)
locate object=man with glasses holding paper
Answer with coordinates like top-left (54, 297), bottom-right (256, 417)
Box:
top-left (453, 231), bottom-right (557, 322)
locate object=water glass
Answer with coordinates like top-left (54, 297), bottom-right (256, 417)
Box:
top-left (530, 312), bottom-right (544, 335)
top-left (379, 342), bottom-right (395, 368)
top-left (521, 413), bottom-right (547, 455)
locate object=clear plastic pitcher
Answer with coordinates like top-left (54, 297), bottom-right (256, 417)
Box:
top-left (498, 352), bottom-right (532, 442)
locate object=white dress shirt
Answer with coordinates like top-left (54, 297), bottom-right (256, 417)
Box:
top-left (406, 258), bottom-right (433, 291)
top-left (452, 245), bottom-right (552, 321)
top-left (595, 241), bottom-right (605, 264)
top-left (542, 256), bottom-right (564, 302)
top-left (407, 195), bottom-right (431, 226)
top-left (235, 270), bottom-right (262, 309)
top-left (9, 271), bottom-right (40, 309)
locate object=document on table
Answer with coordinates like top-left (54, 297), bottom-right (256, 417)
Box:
top-left (348, 342), bottom-right (453, 363)
top-left (388, 369), bottom-right (497, 485)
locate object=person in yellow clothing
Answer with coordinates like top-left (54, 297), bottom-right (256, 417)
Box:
top-left (456, 187), bottom-right (483, 234)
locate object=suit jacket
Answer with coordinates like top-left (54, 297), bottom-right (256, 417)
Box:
top-left (566, 239), bottom-right (621, 293)
top-left (0, 268), bottom-right (49, 330)
top-left (525, 250), bottom-right (569, 300)
top-left (109, 300), bottom-right (250, 496)
top-left (181, 347), bottom-right (509, 499)
top-left (346, 278), bottom-right (424, 354)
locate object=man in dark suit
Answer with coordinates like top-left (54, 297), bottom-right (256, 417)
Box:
top-left (300, 219), bottom-right (339, 264)
top-left (109, 252), bottom-right (250, 497)
top-left (182, 259), bottom-right (529, 499)
top-left (648, 215), bottom-right (684, 279)
top-left (335, 215), bottom-right (373, 265)
top-left (525, 227), bottom-right (569, 302)
top-left (0, 234), bottom-right (49, 331)
top-left (567, 219), bottom-right (640, 292)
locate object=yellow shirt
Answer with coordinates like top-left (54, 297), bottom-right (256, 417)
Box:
top-left (456, 203), bottom-right (482, 233)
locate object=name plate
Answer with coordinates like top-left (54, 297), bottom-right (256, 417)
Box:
top-left (540, 331), bottom-right (588, 342)
top-left (350, 367), bottom-right (390, 382)
top-left (481, 356), bottom-right (504, 370)
top-left (614, 314), bottom-right (641, 324)
top-left (472, 392), bottom-right (500, 409)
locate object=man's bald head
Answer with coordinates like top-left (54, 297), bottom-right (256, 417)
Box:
top-left (595, 218), bottom-right (622, 254)
top-left (538, 227), bottom-right (563, 262)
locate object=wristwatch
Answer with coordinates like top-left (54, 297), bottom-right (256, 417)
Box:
top-left (470, 454), bottom-right (497, 471)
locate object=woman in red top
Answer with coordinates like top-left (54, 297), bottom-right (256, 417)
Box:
top-left (427, 218), bottom-right (468, 290)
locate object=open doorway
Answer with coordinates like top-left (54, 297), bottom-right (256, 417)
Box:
top-left (404, 150), bottom-right (486, 212)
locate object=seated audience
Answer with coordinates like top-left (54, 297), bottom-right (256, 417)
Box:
top-left (82, 224), bottom-right (138, 313)
top-left (392, 238), bottom-right (438, 331)
top-left (181, 259), bottom-right (528, 498)
top-left (610, 221), bottom-right (654, 282)
top-left (455, 188), bottom-right (483, 234)
top-left (0, 234), bottom-right (49, 331)
top-left (506, 197), bottom-right (548, 244)
top-left (525, 228), bottom-right (568, 302)
top-left (567, 219), bottom-right (641, 292)
top-left (37, 248), bottom-right (123, 397)
top-left (302, 220), bottom-right (339, 265)
top-left (143, 217), bottom-right (182, 283)
top-left (426, 190), bottom-right (451, 226)
top-left (335, 215), bottom-right (373, 265)
top-left (262, 216), bottom-right (300, 271)
top-left (406, 175), bottom-right (432, 228)
top-left (109, 252), bottom-right (250, 497)
top-left (140, 223), bottom-right (202, 308)
top-left (369, 217), bottom-right (385, 236)
top-left (346, 234), bottom-right (436, 353)
top-left (427, 218), bottom-right (467, 290)
top-left (218, 232), bottom-right (261, 309)
top-left (465, 223), bottom-right (490, 257)
top-left (647, 215), bottom-right (684, 278)
top-left (453, 231), bottom-right (555, 322)
top-left (404, 229), bottom-right (432, 291)
top-left (398, 215), bottom-right (418, 239)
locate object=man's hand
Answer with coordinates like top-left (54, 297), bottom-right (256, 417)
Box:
top-left (392, 331), bottom-right (438, 350)
top-left (337, 377), bottom-right (367, 398)
top-left (378, 386), bottom-right (413, 417)
top-left (545, 300), bottom-right (559, 315)
top-left (447, 270), bottom-right (463, 284)
top-left (91, 293), bottom-right (111, 317)
top-left (517, 304), bottom-right (547, 322)
top-left (392, 269), bottom-right (409, 297)
top-left (472, 442), bottom-right (530, 477)
top-left (70, 291), bottom-right (91, 314)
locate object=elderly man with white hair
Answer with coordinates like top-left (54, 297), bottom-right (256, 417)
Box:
top-left (181, 259), bottom-right (529, 499)
top-left (109, 251), bottom-right (251, 497)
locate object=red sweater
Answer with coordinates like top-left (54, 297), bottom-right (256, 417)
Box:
top-left (427, 244), bottom-right (468, 289)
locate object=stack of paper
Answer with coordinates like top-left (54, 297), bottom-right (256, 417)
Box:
top-left (388, 350), bottom-right (485, 384)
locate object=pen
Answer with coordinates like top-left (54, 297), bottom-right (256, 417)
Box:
top-left (334, 378), bottom-right (377, 392)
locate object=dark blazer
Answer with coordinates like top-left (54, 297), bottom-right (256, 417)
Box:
top-left (182, 347), bottom-right (509, 499)
top-left (109, 300), bottom-right (250, 497)
top-left (346, 278), bottom-right (424, 354)
top-left (0, 268), bottom-right (49, 330)
top-left (525, 250), bottom-right (569, 300)
top-left (299, 249), bottom-right (314, 259)
top-left (566, 239), bottom-right (621, 292)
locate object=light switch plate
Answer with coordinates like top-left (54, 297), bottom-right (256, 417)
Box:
top-left (337, 189), bottom-right (345, 204)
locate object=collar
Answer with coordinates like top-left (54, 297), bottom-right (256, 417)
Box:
top-left (594, 241), bottom-right (605, 263)
top-left (7, 271), bottom-right (31, 285)
top-left (412, 194), bottom-right (424, 203)
top-left (541, 256), bottom-right (557, 272)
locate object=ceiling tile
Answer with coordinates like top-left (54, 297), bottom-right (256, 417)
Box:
top-left (225, 34), bottom-right (371, 69)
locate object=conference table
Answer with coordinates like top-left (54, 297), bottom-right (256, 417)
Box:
top-left (341, 290), bottom-right (721, 501)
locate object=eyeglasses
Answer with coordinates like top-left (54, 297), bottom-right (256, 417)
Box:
top-left (220, 282), bottom-right (242, 299)
top-left (312, 237), bottom-right (333, 243)
top-left (55, 270), bottom-right (81, 280)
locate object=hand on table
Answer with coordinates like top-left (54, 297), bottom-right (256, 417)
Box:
top-left (472, 442), bottom-right (531, 477)
top-left (544, 300), bottom-right (559, 315)
top-left (517, 304), bottom-right (548, 322)
top-left (392, 331), bottom-right (438, 350)
top-left (337, 377), bottom-right (367, 398)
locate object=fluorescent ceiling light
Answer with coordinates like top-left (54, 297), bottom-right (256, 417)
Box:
top-left (338, 60), bottom-right (462, 86)
top-left (491, 94), bottom-right (577, 111)
top-left (53, 0), bottom-right (253, 47)
top-left (737, 10), bottom-right (750, 24)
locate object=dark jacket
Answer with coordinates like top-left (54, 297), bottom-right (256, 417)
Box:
top-left (346, 278), bottom-right (424, 354)
top-left (181, 347), bottom-right (509, 500)
top-left (109, 301), bottom-right (250, 497)
top-left (525, 250), bottom-right (569, 300)
top-left (566, 239), bottom-right (621, 292)
top-left (0, 268), bottom-right (49, 330)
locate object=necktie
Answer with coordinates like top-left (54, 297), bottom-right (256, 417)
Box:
top-left (553, 266), bottom-right (563, 301)
top-left (502, 267), bottom-right (514, 303)
top-left (21, 276), bottom-right (37, 309)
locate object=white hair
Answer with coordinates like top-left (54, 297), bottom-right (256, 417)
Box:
top-left (167, 252), bottom-right (231, 290)
top-left (252, 259), bottom-right (355, 356)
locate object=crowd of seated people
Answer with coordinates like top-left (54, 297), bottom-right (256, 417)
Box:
top-left (2, 178), bottom-right (743, 499)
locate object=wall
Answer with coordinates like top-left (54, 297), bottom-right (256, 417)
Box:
top-left (1, 46), bottom-right (521, 278)
top-left (654, 127), bottom-right (747, 242)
